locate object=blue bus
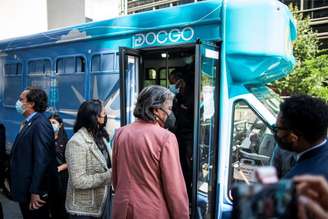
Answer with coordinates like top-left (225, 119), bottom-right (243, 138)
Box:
top-left (0, 0), bottom-right (296, 218)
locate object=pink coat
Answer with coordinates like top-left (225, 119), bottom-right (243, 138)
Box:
top-left (112, 120), bottom-right (189, 219)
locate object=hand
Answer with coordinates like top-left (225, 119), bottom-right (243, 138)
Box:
top-left (29, 193), bottom-right (46, 210)
top-left (57, 163), bottom-right (68, 172)
top-left (294, 175), bottom-right (328, 219)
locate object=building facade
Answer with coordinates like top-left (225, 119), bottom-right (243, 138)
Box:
top-left (127, 0), bottom-right (205, 14)
top-left (281, 0), bottom-right (328, 49)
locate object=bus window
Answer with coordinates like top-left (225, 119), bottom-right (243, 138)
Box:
top-left (230, 100), bottom-right (275, 187)
top-left (56, 56), bottom-right (85, 110)
top-left (144, 68), bottom-right (157, 87)
top-left (159, 67), bottom-right (175, 87)
top-left (4, 63), bottom-right (21, 75)
top-left (92, 53), bottom-right (116, 73)
top-left (102, 53), bottom-right (115, 72)
top-left (4, 63), bottom-right (22, 106)
top-left (56, 56), bottom-right (85, 74)
top-left (90, 53), bottom-right (119, 102)
top-left (91, 55), bottom-right (101, 72)
top-left (56, 59), bottom-right (64, 74)
top-left (28, 59), bottom-right (51, 75)
top-left (27, 59), bottom-right (51, 95)
top-left (76, 57), bottom-right (85, 73)
top-left (64, 57), bottom-right (75, 74)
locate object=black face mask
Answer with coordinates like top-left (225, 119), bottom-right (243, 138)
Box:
top-left (158, 108), bottom-right (176, 130)
top-left (274, 133), bottom-right (294, 151)
top-left (99, 115), bottom-right (108, 129)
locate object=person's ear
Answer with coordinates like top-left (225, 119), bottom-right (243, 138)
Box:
top-left (152, 108), bottom-right (160, 119)
top-left (288, 132), bottom-right (299, 142)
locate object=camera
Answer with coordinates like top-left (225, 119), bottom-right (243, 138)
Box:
top-left (231, 180), bottom-right (298, 219)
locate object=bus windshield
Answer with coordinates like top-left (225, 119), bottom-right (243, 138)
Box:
top-left (247, 85), bottom-right (282, 117)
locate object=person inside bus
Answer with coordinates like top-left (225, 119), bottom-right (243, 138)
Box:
top-left (65, 99), bottom-right (112, 219)
top-left (48, 113), bottom-right (69, 219)
top-left (170, 69), bottom-right (195, 200)
top-left (168, 70), bottom-right (183, 95)
top-left (112, 85), bottom-right (189, 219)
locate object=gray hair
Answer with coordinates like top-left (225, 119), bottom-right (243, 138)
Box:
top-left (133, 85), bottom-right (174, 121)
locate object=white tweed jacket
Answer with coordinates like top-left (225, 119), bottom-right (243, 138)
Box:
top-left (65, 127), bottom-right (112, 217)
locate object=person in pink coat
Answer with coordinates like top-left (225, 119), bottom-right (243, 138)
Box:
top-left (112, 85), bottom-right (189, 219)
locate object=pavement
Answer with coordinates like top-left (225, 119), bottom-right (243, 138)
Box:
top-left (0, 192), bottom-right (22, 219)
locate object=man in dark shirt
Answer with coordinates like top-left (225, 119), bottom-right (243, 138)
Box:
top-left (170, 70), bottom-right (195, 200)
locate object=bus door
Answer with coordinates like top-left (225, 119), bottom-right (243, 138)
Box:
top-left (119, 47), bottom-right (141, 126)
top-left (192, 41), bottom-right (220, 219)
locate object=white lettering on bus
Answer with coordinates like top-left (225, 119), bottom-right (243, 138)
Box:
top-left (145, 32), bottom-right (157, 45)
top-left (134, 27), bottom-right (194, 47)
top-left (157, 30), bottom-right (168, 44)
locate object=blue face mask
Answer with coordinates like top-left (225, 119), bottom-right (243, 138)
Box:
top-left (15, 100), bottom-right (26, 115)
top-left (169, 84), bottom-right (179, 95)
top-left (52, 123), bottom-right (60, 134)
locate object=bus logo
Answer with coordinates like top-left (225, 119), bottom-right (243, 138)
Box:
top-left (133, 27), bottom-right (194, 48)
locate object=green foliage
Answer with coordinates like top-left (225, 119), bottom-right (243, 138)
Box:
top-left (272, 5), bottom-right (328, 101)
top-left (291, 5), bottom-right (319, 62)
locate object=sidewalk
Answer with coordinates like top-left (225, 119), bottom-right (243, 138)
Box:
top-left (0, 193), bottom-right (22, 219)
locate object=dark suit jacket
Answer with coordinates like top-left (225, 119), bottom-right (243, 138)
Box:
top-left (0, 123), bottom-right (6, 187)
top-left (0, 123), bottom-right (5, 157)
top-left (10, 112), bottom-right (58, 203)
top-left (284, 140), bottom-right (328, 180)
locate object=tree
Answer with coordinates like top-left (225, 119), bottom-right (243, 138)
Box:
top-left (272, 5), bottom-right (328, 101)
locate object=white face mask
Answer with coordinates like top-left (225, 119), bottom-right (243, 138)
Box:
top-left (16, 100), bottom-right (26, 115)
top-left (52, 123), bottom-right (60, 134)
top-left (169, 84), bottom-right (179, 95)
top-left (185, 56), bottom-right (193, 64)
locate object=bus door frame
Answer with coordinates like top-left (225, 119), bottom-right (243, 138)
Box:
top-left (119, 42), bottom-right (221, 219)
top-left (119, 47), bottom-right (142, 126)
top-left (192, 40), bottom-right (220, 219)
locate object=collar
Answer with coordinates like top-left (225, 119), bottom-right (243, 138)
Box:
top-left (297, 139), bottom-right (327, 161)
top-left (26, 112), bottom-right (37, 123)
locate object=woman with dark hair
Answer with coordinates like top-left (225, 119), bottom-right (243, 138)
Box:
top-left (112, 85), bottom-right (189, 219)
top-left (65, 99), bottom-right (112, 219)
top-left (48, 113), bottom-right (69, 219)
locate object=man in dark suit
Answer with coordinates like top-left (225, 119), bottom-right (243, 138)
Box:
top-left (272, 95), bottom-right (328, 180)
top-left (10, 87), bottom-right (57, 219)
top-left (0, 123), bottom-right (6, 191)
top-left (0, 124), bottom-right (4, 219)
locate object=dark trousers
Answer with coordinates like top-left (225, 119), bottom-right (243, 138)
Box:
top-left (19, 202), bottom-right (50, 219)
top-left (0, 154), bottom-right (6, 189)
top-left (0, 202), bottom-right (3, 219)
top-left (49, 191), bottom-right (68, 219)
top-left (177, 133), bottom-right (193, 201)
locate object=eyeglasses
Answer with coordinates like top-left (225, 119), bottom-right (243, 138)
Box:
top-left (271, 124), bottom-right (289, 133)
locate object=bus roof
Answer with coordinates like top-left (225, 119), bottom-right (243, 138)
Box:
top-left (0, 0), bottom-right (222, 52)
